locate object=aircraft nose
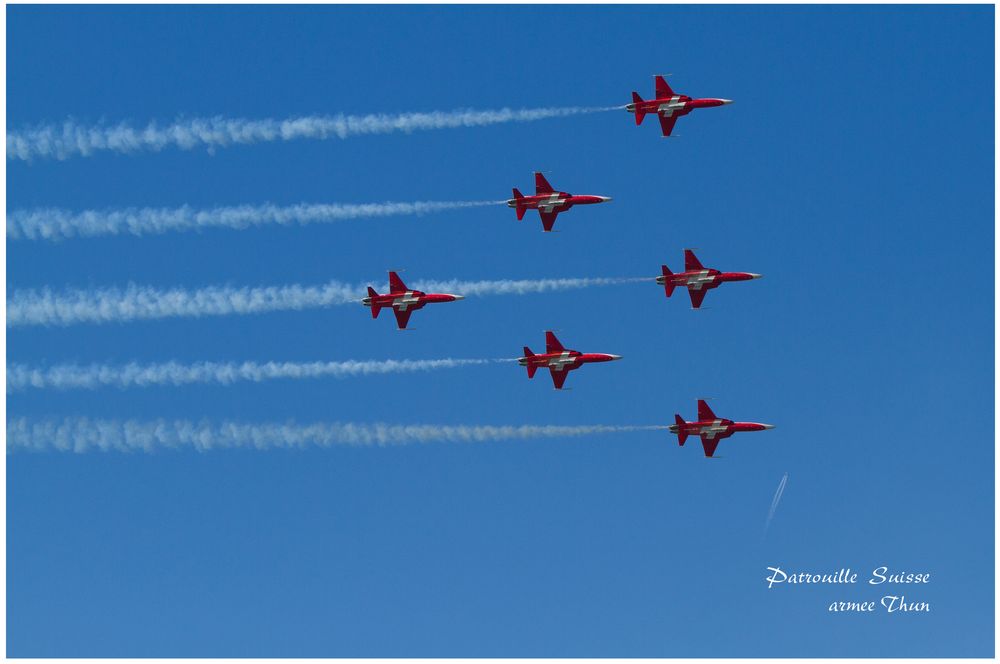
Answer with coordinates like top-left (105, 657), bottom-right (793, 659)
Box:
top-left (599, 196), bottom-right (613, 203)
top-left (761, 424), bottom-right (775, 430)
top-left (749, 273), bottom-right (763, 279)
top-left (608, 354), bottom-right (623, 361)
top-left (451, 295), bottom-right (465, 301)
top-left (720, 99), bottom-right (734, 105)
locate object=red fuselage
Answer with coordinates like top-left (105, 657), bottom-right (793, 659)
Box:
top-left (506, 191), bottom-right (611, 215)
top-left (362, 290), bottom-right (460, 312)
top-left (626, 95), bottom-right (731, 120)
top-left (517, 350), bottom-right (622, 373)
top-left (669, 419), bottom-right (774, 440)
top-left (657, 269), bottom-right (760, 293)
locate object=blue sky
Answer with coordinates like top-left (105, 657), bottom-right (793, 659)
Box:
top-left (6, 5), bottom-right (994, 657)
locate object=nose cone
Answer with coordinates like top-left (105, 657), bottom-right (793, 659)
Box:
top-left (761, 424), bottom-right (775, 430)
top-left (450, 295), bottom-right (465, 301)
top-left (720, 99), bottom-right (734, 105)
top-left (749, 273), bottom-right (763, 279)
top-left (607, 354), bottom-right (623, 361)
top-left (598, 196), bottom-right (612, 203)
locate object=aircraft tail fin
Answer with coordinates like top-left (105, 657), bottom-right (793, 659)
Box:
top-left (523, 346), bottom-right (537, 378)
top-left (661, 265), bottom-right (674, 297)
top-left (367, 287), bottom-right (381, 318)
top-left (632, 92), bottom-right (646, 125)
top-left (512, 188), bottom-right (526, 220)
top-left (674, 414), bottom-right (687, 446)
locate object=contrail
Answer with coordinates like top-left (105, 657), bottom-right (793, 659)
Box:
top-left (7, 357), bottom-right (508, 392)
top-left (7, 106), bottom-right (619, 162)
top-left (764, 472), bottom-right (789, 535)
top-left (6, 417), bottom-right (669, 453)
top-left (7, 200), bottom-right (504, 241)
top-left (7, 276), bottom-right (648, 328)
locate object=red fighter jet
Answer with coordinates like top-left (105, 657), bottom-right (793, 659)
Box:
top-left (669, 400), bottom-right (774, 458)
top-left (518, 331), bottom-right (622, 390)
top-left (627, 75), bottom-right (732, 137)
top-left (507, 172), bottom-right (612, 232)
top-left (362, 271), bottom-right (464, 330)
top-left (658, 249), bottom-right (761, 309)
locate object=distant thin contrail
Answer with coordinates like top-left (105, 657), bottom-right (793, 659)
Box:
top-left (7, 200), bottom-right (504, 241)
top-left (7, 357), bottom-right (507, 392)
top-left (6, 417), bottom-right (668, 453)
top-left (7, 106), bottom-right (619, 161)
top-left (7, 276), bottom-right (647, 328)
top-left (764, 472), bottom-right (789, 535)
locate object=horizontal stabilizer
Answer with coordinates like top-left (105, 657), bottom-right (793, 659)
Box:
top-left (632, 92), bottom-right (646, 125)
top-left (545, 331), bottom-right (565, 353)
top-left (661, 265), bottom-right (674, 297)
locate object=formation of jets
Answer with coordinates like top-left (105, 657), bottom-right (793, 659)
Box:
top-left (358, 76), bottom-right (772, 458)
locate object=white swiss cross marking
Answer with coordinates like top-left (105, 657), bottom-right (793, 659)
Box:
top-left (538, 195), bottom-right (565, 213)
top-left (700, 421), bottom-right (727, 439)
top-left (548, 352), bottom-right (574, 370)
top-left (658, 96), bottom-right (685, 117)
top-left (687, 271), bottom-right (713, 289)
top-left (394, 292), bottom-right (419, 311)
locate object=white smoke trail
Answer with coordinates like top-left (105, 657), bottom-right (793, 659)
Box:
top-left (6, 417), bottom-right (668, 453)
top-left (7, 200), bottom-right (503, 241)
top-left (7, 276), bottom-right (646, 328)
top-left (764, 472), bottom-right (789, 535)
top-left (7, 106), bottom-right (619, 162)
top-left (7, 357), bottom-right (506, 392)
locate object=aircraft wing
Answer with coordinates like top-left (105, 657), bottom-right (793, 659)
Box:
top-left (389, 271), bottom-right (408, 294)
top-left (684, 249), bottom-right (705, 271)
top-left (539, 210), bottom-right (559, 232)
top-left (393, 308), bottom-right (413, 329)
top-left (658, 114), bottom-right (678, 137)
top-left (700, 435), bottom-right (721, 458)
top-left (545, 331), bottom-right (565, 353)
top-left (534, 172), bottom-right (554, 194)
top-left (688, 287), bottom-right (708, 309)
top-left (655, 75), bottom-right (675, 99)
top-left (549, 367), bottom-right (568, 390)
top-left (697, 399), bottom-right (717, 421)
